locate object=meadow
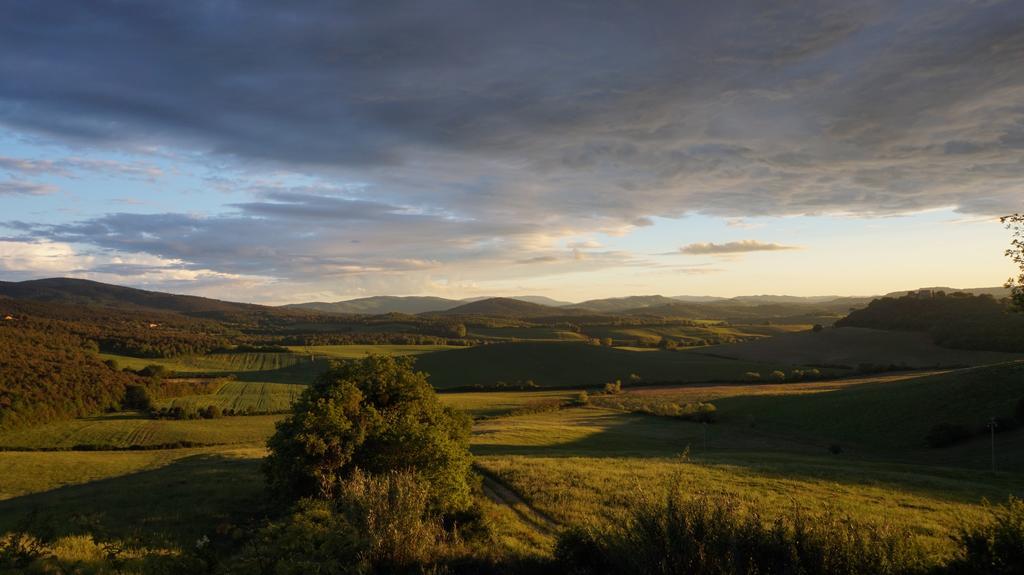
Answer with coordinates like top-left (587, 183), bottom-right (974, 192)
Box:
top-left (415, 341), bottom-right (793, 388)
top-left (100, 351), bottom-right (330, 383)
top-left (578, 321), bottom-right (809, 346)
top-left (0, 412), bottom-right (281, 450)
top-left (2, 341), bottom-right (1023, 572)
top-left (156, 381), bottom-right (305, 413)
top-left (702, 326), bottom-right (1024, 368)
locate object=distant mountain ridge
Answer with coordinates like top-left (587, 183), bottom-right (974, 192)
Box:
top-left (0, 277), bottom-right (267, 316)
top-left (435, 297), bottom-right (569, 317)
top-left (282, 295), bottom-right (462, 315)
top-left (569, 295), bottom-right (680, 313)
top-left (0, 278), bottom-right (1008, 320)
top-left (283, 294), bottom-right (573, 314)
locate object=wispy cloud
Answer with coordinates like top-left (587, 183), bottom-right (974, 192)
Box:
top-left (0, 180), bottom-right (57, 196)
top-left (0, 156), bottom-right (162, 180)
top-left (679, 240), bottom-right (800, 255)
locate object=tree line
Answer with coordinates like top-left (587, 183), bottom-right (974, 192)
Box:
top-left (837, 292), bottom-right (1024, 352)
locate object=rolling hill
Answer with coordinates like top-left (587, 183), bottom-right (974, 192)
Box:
top-left (571, 295), bottom-right (681, 313)
top-left (437, 297), bottom-right (566, 318)
top-left (697, 326), bottom-right (1023, 368)
top-left (413, 341), bottom-right (783, 388)
top-left (283, 295), bottom-right (462, 315)
top-left (0, 277), bottom-right (269, 317)
top-left (713, 361), bottom-right (1024, 455)
top-left (286, 294), bottom-right (573, 314)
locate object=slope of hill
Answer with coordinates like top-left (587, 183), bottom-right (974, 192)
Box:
top-left (437, 297), bottom-right (564, 318)
top-left (0, 318), bottom-right (142, 430)
top-left (671, 295), bottom-right (727, 302)
top-left (698, 327), bottom-right (1022, 368)
top-left (714, 361), bottom-right (1024, 455)
top-left (838, 292), bottom-right (1024, 352)
top-left (620, 300), bottom-right (861, 324)
top-left (0, 277), bottom-right (266, 316)
top-left (884, 286), bottom-right (1011, 298)
top-left (414, 342), bottom-right (781, 388)
top-left (571, 295), bottom-right (680, 312)
top-left (507, 295), bottom-right (573, 307)
top-left (283, 295), bottom-right (461, 315)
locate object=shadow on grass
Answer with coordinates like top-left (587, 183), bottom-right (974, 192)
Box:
top-left (227, 358), bottom-right (330, 384)
top-left (0, 453), bottom-right (269, 546)
top-left (472, 409), bottom-right (1024, 507)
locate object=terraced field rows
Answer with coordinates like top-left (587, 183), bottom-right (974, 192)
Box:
top-left (0, 413), bottom-right (281, 449)
top-left (100, 351), bottom-right (308, 373)
top-left (157, 381), bottom-right (305, 413)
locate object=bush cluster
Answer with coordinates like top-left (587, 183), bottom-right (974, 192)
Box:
top-left (263, 355), bottom-right (473, 512)
top-left (556, 488), bottom-right (930, 575)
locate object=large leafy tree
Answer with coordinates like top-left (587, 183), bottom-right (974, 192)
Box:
top-left (263, 354), bottom-right (473, 512)
top-left (1004, 213), bottom-right (1024, 310)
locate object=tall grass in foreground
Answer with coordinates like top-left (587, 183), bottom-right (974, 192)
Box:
top-left (556, 487), bottom-right (933, 575)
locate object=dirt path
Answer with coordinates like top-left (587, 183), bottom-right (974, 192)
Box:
top-left (475, 464), bottom-right (559, 536)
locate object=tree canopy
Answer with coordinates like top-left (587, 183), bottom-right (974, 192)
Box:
top-left (263, 355), bottom-right (473, 512)
top-left (1004, 213), bottom-right (1024, 311)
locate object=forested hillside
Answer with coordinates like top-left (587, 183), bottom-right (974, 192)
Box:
top-left (0, 318), bottom-right (141, 430)
top-left (837, 292), bottom-right (1024, 352)
top-left (0, 298), bottom-right (234, 358)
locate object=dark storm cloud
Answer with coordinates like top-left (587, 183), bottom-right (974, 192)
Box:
top-left (2, 0), bottom-right (1024, 288)
top-left (9, 188), bottom-right (550, 278)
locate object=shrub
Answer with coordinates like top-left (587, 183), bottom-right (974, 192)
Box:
top-left (575, 391), bottom-right (589, 406)
top-left (200, 405), bottom-right (222, 419)
top-left (949, 497), bottom-right (1024, 574)
top-left (556, 488), bottom-right (929, 575)
top-left (603, 381), bottom-right (622, 395)
top-left (263, 355), bottom-right (473, 512)
top-left (744, 371), bottom-right (761, 382)
top-left (769, 370), bottom-right (787, 382)
top-left (223, 471), bottom-right (451, 575)
top-left (137, 364), bottom-right (171, 378)
top-left (122, 384), bottom-right (153, 411)
top-left (0, 532), bottom-right (52, 572)
top-left (221, 499), bottom-right (366, 575)
top-left (337, 470), bottom-right (447, 570)
top-left (926, 422), bottom-right (973, 448)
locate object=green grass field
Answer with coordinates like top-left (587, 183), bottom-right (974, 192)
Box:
top-left (0, 447), bottom-right (268, 546)
top-left (711, 361), bottom-right (1024, 461)
top-left (100, 351), bottom-right (329, 383)
top-left (579, 322), bottom-right (810, 345)
top-left (472, 403), bottom-right (1024, 562)
top-left (155, 381), bottom-right (305, 413)
top-left (440, 390), bottom-right (579, 418)
top-left (0, 413), bottom-right (281, 450)
top-left (2, 355), bottom-right (1023, 569)
top-left (101, 345), bottom-right (457, 386)
top-left (467, 326), bottom-right (588, 341)
top-left (415, 342), bottom-right (791, 389)
top-left (287, 343), bottom-right (461, 359)
top-left (701, 326), bottom-right (1024, 368)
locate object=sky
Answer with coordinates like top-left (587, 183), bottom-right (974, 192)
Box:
top-left (0, 1), bottom-right (1021, 304)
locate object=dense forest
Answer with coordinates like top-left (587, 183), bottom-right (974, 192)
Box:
top-left (837, 292), bottom-right (1024, 352)
top-left (0, 318), bottom-right (142, 430)
top-left (0, 298), bottom-right (235, 358)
